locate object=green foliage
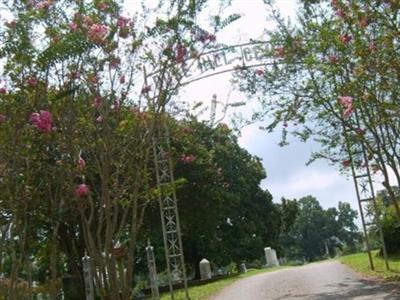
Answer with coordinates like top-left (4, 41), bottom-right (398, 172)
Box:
top-left (141, 119), bottom-right (281, 278)
top-left (280, 196), bottom-right (360, 261)
top-left (341, 250), bottom-right (400, 281)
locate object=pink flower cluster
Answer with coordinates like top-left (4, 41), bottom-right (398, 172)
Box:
top-left (197, 32), bottom-right (216, 43)
top-left (342, 159), bottom-right (351, 168)
top-left (141, 85), bottom-right (151, 94)
top-left (339, 96), bottom-right (354, 117)
top-left (77, 157), bottom-right (86, 170)
top-left (30, 110), bottom-right (53, 133)
top-left (0, 87), bottom-right (6, 94)
top-left (339, 34), bottom-right (352, 44)
top-left (88, 24), bottom-right (108, 44)
top-left (117, 16), bottom-right (131, 38)
top-left (180, 154), bottom-right (196, 164)
top-left (75, 183), bottom-right (90, 198)
top-left (69, 22), bottom-right (78, 32)
top-left (176, 45), bottom-right (187, 64)
top-left (328, 55), bottom-right (338, 64)
top-left (92, 96), bottom-right (103, 109)
top-left (26, 76), bottom-right (38, 87)
top-left (255, 69), bottom-right (264, 76)
top-left (274, 46), bottom-right (285, 57)
top-left (117, 16), bottom-right (130, 28)
top-left (35, 0), bottom-right (52, 9)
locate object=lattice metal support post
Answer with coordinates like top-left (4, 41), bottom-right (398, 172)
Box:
top-left (146, 240), bottom-right (160, 300)
top-left (342, 111), bottom-right (389, 271)
top-left (153, 117), bottom-right (190, 300)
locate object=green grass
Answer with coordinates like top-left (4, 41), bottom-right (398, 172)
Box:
top-left (341, 251), bottom-right (400, 281)
top-left (159, 266), bottom-right (288, 300)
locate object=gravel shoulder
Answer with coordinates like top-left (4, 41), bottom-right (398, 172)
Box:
top-left (209, 260), bottom-right (400, 300)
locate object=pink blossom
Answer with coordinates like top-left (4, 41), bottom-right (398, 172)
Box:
top-left (283, 121), bottom-right (288, 128)
top-left (198, 32), bottom-right (216, 43)
top-left (117, 16), bottom-right (130, 28)
top-left (0, 87), bottom-right (6, 94)
top-left (111, 100), bottom-right (120, 112)
top-left (329, 55), bottom-right (338, 64)
top-left (119, 74), bottom-right (126, 84)
top-left (336, 9), bottom-right (346, 18)
top-left (0, 114), bottom-right (6, 123)
top-left (180, 154), bottom-right (196, 164)
top-left (26, 76), bottom-right (38, 87)
top-left (75, 183), bottom-right (90, 198)
top-left (77, 157), bottom-right (86, 169)
top-left (176, 45), bottom-right (187, 63)
top-left (255, 69), bottom-right (264, 76)
top-left (339, 34), bottom-right (352, 44)
top-left (68, 71), bottom-right (80, 79)
top-left (342, 159), bottom-right (351, 168)
top-left (92, 96), bottom-right (103, 109)
top-left (110, 57), bottom-right (121, 69)
top-left (96, 115), bottom-right (103, 123)
top-left (339, 96), bottom-right (354, 117)
top-left (35, 0), bottom-right (52, 10)
top-left (359, 18), bottom-right (369, 28)
top-left (207, 34), bottom-right (216, 42)
top-left (30, 110), bottom-right (53, 133)
top-left (69, 22), bottom-right (78, 32)
top-left (274, 46), bottom-right (285, 57)
top-left (141, 85), bottom-right (151, 94)
top-left (88, 24), bottom-right (108, 44)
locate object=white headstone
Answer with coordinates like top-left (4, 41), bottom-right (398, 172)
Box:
top-left (82, 255), bottom-right (94, 300)
top-left (264, 247), bottom-right (279, 267)
top-left (199, 258), bottom-right (212, 280)
top-left (240, 263), bottom-right (247, 273)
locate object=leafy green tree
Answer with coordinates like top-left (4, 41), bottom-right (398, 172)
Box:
top-left (142, 119), bottom-right (281, 278)
top-left (281, 196), bottom-right (359, 261)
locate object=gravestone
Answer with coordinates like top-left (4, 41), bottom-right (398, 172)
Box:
top-left (82, 254), bottom-right (94, 300)
top-left (240, 263), bottom-right (247, 273)
top-left (264, 247), bottom-right (279, 267)
top-left (199, 258), bottom-right (212, 280)
top-left (146, 241), bottom-right (159, 299)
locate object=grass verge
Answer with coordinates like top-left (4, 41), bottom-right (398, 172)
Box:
top-left (341, 251), bottom-right (400, 281)
top-left (159, 266), bottom-right (288, 300)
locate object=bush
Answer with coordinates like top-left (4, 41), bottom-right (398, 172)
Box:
top-left (381, 208), bottom-right (400, 255)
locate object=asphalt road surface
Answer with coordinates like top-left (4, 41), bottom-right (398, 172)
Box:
top-left (210, 261), bottom-right (400, 300)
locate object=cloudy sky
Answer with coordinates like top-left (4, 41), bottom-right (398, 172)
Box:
top-left (178, 0), bottom-right (362, 217)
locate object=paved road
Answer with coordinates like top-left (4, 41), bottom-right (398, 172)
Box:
top-left (210, 261), bottom-right (400, 300)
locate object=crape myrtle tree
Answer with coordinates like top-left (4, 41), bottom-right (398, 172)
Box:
top-left (141, 118), bottom-right (281, 279)
top-left (234, 0), bottom-right (400, 219)
top-left (0, 0), bottom-right (237, 298)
